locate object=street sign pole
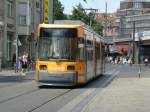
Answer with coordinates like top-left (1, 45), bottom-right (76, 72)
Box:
top-left (16, 35), bottom-right (18, 70)
top-left (49, 0), bottom-right (54, 23)
top-left (15, 1), bottom-right (18, 70)
top-left (44, 0), bottom-right (54, 24)
top-left (0, 31), bottom-right (2, 71)
top-left (138, 35), bottom-right (141, 78)
top-left (132, 21), bottom-right (135, 64)
top-left (0, 54), bottom-right (1, 72)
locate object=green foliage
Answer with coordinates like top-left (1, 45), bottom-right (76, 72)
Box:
top-left (54, 1), bottom-right (103, 35)
top-left (54, 0), bottom-right (67, 20)
top-left (70, 3), bottom-right (87, 22)
top-left (91, 19), bottom-right (103, 35)
top-left (70, 3), bottom-right (103, 35)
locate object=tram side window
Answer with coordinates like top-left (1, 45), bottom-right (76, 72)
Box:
top-left (96, 43), bottom-right (100, 60)
top-left (78, 38), bottom-right (85, 60)
top-left (86, 40), bottom-right (93, 61)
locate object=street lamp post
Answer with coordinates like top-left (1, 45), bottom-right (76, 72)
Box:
top-left (0, 21), bottom-right (4, 71)
top-left (0, 31), bottom-right (2, 71)
top-left (138, 35), bottom-right (141, 78)
top-left (132, 21), bottom-right (135, 64)
top-left (83, 8), bottom-right (98, 27)
top-left (15, 1), bottom-right (18, 71)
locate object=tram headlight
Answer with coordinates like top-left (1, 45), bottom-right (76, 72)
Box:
top-left (67, 65), bottom-right (75, 71)
top-left (39, 65), bottom-right (47, 70)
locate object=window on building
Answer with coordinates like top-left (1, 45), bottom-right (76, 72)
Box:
top-left (7, 0), bottom-right (13, 17)
top-left (18, 2), bottom-right (28, 25)
top-left (142, 2), bottom-right (150, 8)
top-left (36, 0), bottom-right (40, 9)
top-left (134, 2), bottom-right (142, 9)
top-left (19, 15), bottom-right (27, 25)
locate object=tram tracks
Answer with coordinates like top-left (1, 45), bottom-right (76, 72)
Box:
top-left (0, 64), bottom-right (120, 112)
top-left (28, 65), bottom-right (121, 112)
top-left (28, 89), bottom-right (72, 112)
top-left (0, 88), bottom-right (39, 104)
top-left (0, 83), bottom-right (18, 89)
top-left (0, 80), bottom-right (73, 112)
top-left (27, 65), bottom-right (119, 112)
top-left (0, 80), bottom-right (31, 89)
top-left (0, 81), bottom-right (39, 104)
top-left (58, 65), bottom-right (121, 112)
top-left (0, 83), bottom-right (73, 104)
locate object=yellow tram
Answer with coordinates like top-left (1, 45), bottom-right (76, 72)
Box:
top-left (35, 22), bottom-right (105, 86)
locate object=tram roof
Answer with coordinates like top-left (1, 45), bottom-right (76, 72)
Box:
top-left (38, 23), bottom-right (81, 28)
top-left (55, 20), bottom-right (104, 42)
top-left (38, 20), bottom-right (105, 43)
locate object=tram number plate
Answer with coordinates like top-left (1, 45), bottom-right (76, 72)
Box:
top-left (49, 74), bottom-right (64, 78)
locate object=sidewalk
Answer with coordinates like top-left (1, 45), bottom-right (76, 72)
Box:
top-left (0, 69), bottom-right (35, 80)
top-left (0, 70), bottom-right (21, 76)
top-left (82, 65), bottom-right (150, 112)
top-left (0, 69), bottom-right (35, 75)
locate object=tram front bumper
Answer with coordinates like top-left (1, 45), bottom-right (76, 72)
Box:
top-left (37, 72), bottom-right (77, 86)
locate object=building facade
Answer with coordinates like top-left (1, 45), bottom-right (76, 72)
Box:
top-left (95, 12), bottom-right (116, 38)
top-left (17, 0), bottom-right (42, 58)
top-left (95, 12), bottom-right (130, 55)
top-left (0, 0), bottom-right (5, 70)
top-left (115, 0), bottom-right (150, 39)
top-left (0, 0), bottom-right (43, 68)
top-left (114, 0), bottom-right (150, 63)
top-left (0, 0), bottom-right (16, 67)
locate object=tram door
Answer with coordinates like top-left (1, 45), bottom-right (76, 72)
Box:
top-left (86, 40), bottom-right (94, 80)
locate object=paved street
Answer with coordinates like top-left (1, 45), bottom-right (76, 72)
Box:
top-left (1, 0), bottom-right (150, 112)
top-left (82, 64), bottom-right (150, 112)
top-left (0, 64), bottom-right (150, 112)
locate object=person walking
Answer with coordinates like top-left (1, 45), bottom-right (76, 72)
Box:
top-left (21, 52), bottom-right (28, 76)
top-left (12, 53), bottom-right (16, 72)
top-left (16, 56), bottom-right (22, 72)
top-left (144, 57), bottom-right (148, 66)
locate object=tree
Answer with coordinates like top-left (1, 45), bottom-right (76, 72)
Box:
top-left (91, 18), bottom-right (103, 35)
top-left (70, 3), bottom-right (87, 22)
top-left (54, 0), bottom-right (67, 20)
top-left (70, 3), bottom-right (103, 35)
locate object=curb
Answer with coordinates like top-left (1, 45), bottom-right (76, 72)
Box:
top-left (0, 71), bottom-right (35, 81)
top-left (80, 71), bottom-right (119, 112)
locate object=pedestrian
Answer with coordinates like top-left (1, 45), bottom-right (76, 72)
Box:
top-left (128, 58), bottom-right (132, 66)
top-left (21, 52), bottom-right (28, 76)
top-left (144, 57), bottom-right (148, 66)
top-left (27, 56), bottom-right (32, 71)
top-left (15, 56), bottom-right (22, 72)
top-left (112, 56), bottom-right (115, 64)
top-left (12, 53), bottom-right (16, 69)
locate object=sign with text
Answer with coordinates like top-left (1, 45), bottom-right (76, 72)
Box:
top-left (135, 30), bottom-right (150, 41)
top-left (44, 0), bottom-right (49, 23)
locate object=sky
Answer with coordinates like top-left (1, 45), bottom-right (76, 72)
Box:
top-left (61, 0), bottom-right (123, 14)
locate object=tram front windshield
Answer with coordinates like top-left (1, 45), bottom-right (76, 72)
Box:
top-left (38, 28), bottom-right (78, 60)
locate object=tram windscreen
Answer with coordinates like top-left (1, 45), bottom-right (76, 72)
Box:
top-left (38, 28), bottom-right (78, 60)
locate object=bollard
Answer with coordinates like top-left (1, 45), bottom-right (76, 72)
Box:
top-left (138, 70), bottom-right (141, 78)
top-left (0, 52), bottom-right (2, 72)
top-left (138, 65), bottom-right (141, 78)
top-left (0, 58), bottom-right (1, 72)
